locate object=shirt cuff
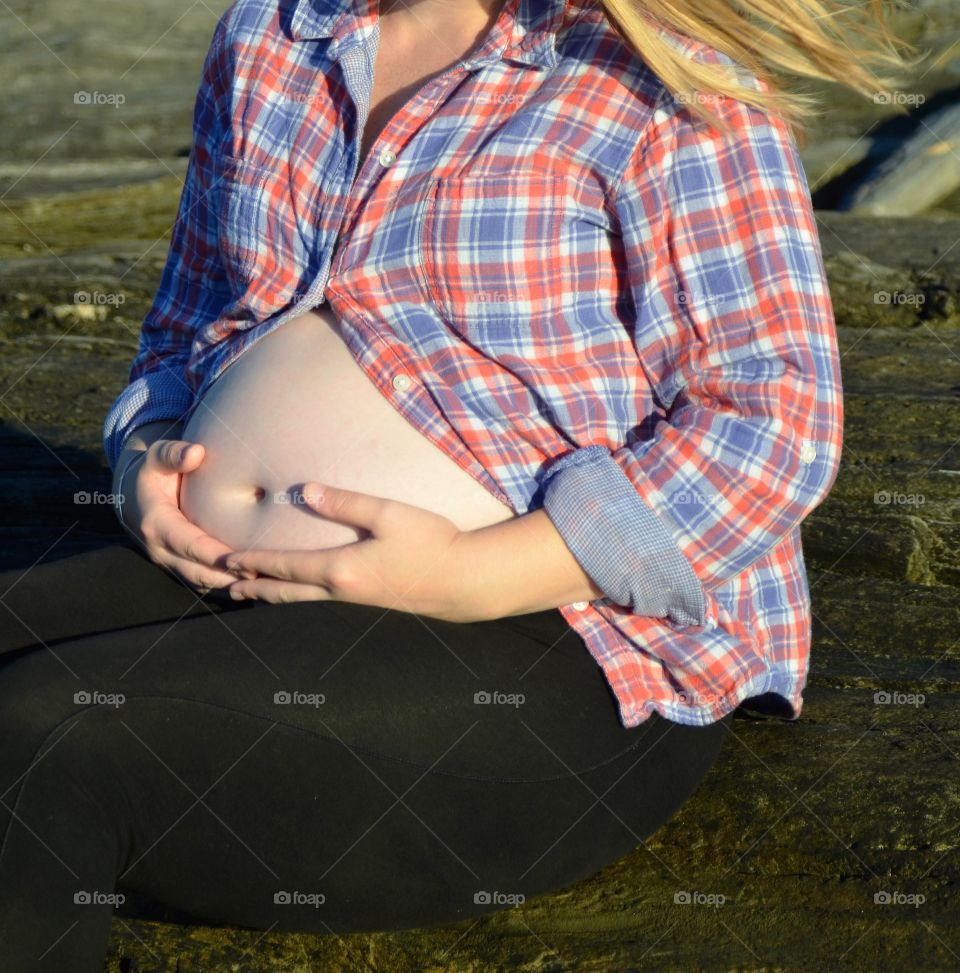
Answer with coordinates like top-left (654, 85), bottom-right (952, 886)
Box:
top-left (102, 365), bottom-right (194, 472)
top-left (540, 444), bottom-right (708, 627)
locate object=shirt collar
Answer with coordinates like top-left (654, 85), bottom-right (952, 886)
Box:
top-left (287, 0), bottom-right (572, 70)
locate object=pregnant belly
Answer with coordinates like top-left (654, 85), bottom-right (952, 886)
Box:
top-left (178, 305), bottom-right (517, 551)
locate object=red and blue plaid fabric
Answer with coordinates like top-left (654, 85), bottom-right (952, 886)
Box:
top-left (104, 0), bottom-right (844, 727)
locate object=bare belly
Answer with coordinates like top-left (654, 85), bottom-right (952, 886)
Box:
top-left (178, 305), bottom-right (517, 551)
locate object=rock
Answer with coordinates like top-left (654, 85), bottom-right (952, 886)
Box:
top-left (49, 302), bottom-right (109, 323)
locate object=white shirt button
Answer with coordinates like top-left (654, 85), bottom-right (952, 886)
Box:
top-left (571, 601), bottom-right (589, 611)
top-left (800, 443), bottom-right (817, 464)
top-left (391, 373), bottom-right (411, 391)
top-left (378, 148), bottom-right (396, 167)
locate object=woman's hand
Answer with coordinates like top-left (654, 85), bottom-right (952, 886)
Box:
top-left (224, 483), bottom-right (478, 622)
top-left (115, 439), bottom-right (240, 595)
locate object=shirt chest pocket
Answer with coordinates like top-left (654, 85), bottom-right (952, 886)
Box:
top-left (217, 155), bottom-right (275, 287)
top-left (420, 169), bottom-right (612, 347)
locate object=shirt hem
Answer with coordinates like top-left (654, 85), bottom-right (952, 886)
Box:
top-left (558, 605), bottom-right (805, 729)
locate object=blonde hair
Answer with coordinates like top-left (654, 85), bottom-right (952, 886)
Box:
top-left (598, 0), bottom-right (929, 147)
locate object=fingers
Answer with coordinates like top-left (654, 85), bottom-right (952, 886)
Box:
top-left (132, 439), bottom-right (239, 594)
top-left (147, 438), bottom-right (205, 473)
top-left (160, 514), bottom-right (236, 571)
top-left (300, 482), bottom-right (381, 530)
top-left (227, 576), bottom-right (331, 604)
top-left (226, 548), bottom-right (338, 585)
top-left (160, 553), bottom-right (240, 592)
top-left (145, 504), bottom-right (244, 592)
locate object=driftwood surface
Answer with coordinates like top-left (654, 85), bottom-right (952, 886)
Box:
top-left (837, 100), bottom-right (960, 217)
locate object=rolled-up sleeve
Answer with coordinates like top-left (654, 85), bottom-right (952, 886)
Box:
top-left (541, 85), bottom-right (844, 627)
top-left (102, 10), bottom-right (233, 472)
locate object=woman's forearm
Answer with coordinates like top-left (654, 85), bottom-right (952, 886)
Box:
top-left (454, 507), bottom-right (607, 620)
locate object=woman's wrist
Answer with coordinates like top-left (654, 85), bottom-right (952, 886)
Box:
top-left (454, 508), bottom-right (607, 620)
top-left (114, 449), bottom-right (148, 535)
top-left (111, 418), bottom-right (185, 529)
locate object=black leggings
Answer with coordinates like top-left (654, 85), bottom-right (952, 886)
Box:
top-left (0, 543), bottom-right (732, 971)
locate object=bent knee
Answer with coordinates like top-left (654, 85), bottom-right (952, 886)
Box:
top-left (0, 647), bottom-right (133, 754)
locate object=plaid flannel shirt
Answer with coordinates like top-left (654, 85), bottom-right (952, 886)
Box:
top-left (103, 0), bottom-right (844, 727)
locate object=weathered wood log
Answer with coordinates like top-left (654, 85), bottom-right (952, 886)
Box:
top-left (837, 101), bottom-right (960, 216)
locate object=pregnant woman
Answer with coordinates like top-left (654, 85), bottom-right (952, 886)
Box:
top-left (0, 0), bottom-right (917, 968)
